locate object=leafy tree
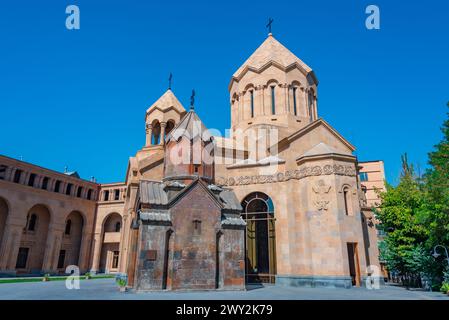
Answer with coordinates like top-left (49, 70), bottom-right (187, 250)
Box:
top-left (377, 102), bottom-right (449, 289)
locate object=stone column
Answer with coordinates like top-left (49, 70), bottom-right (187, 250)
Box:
top-left (90, 232), bottom-right (103, 274)
top-left (42, 227), bottom-right (64, 273)
top-left (145, 123), bottom-right (153, 147)
top-left (77, 230), bottom-right (92, 272)
top-left (0, 223), bottom-right (24, 272)
top-left (159, 122), bottom-right (167, 145)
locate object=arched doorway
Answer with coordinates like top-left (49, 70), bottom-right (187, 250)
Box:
top-left (59, 211), bottom-right (84, 272)
top-left (241, 192), bottom-right (276, 283)
top-left (18, 204), bottom-right (51, 274)
top-left (0, 197), bottom-right (8, 250)
top-left (99, 213), bottom-right (122, 273)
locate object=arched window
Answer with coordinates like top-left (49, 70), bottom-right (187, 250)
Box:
top-left (65, 219), bottom-right (72, 235)
top-left (343, 186), bottom-right (353, 216)
top-left (308, 90), bottom-right (314, 121)
top-left (292, 87), bottom-right (298, 116)
top-left (103, 190), bottom-right (110, 201)
top-left (152, 121), bottom-right (161, 145)
top-left (115, 222), bottom-right (121, 232)
top-left (270, 86), bottom-right (276, 115)
top-left (76, 187), bottom-right (83, 198)
top-left (41, 177), bottom-right (49, 190)
top-left (54, 180), bottom-right (61, 193)
top-left (87, 189), bottom-right (93, 200)
top-left (250, 90), bottom-right (255, 118)
top-left (28, 214), bottom-right (37, 231)
top-left (66, 183), bottom-right (73, 196)
top-left (28, 174), bottom-right (36, 187)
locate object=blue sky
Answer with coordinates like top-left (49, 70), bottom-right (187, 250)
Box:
top-left (0, 0), bottom-right (448, 184)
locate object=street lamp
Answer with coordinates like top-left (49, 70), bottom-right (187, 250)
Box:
top-left (431, 245), bottom-right (449, 266)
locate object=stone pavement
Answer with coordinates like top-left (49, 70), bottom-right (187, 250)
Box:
top-left (0, 278), bottom-right (447, 300)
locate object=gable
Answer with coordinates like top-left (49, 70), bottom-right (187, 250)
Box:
top-left (274, 119), bottom-right (355, 158)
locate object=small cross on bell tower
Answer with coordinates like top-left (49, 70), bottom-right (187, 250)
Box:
top-left (266, 18), bottom-right (274, 36)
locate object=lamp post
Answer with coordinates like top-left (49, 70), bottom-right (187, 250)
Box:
top-left (431, 245), bottom-right (449, 267)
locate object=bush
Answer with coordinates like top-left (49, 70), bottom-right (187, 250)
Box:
top-left (440, 282), bottom-right (449, 294)
top-left (115, 274), bottom-right (127, 287)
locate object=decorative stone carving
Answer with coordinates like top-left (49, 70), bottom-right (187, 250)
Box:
top-left (216, 164), bottom-right (356, 186)
top-left (312, 180), bottom-right (331, 211)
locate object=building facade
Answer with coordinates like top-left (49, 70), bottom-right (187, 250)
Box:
top-left (0, 33), bottom-right (382, 289)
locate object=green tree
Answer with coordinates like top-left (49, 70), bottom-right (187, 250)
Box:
top-left (377, 102), bottom-right (449, 289)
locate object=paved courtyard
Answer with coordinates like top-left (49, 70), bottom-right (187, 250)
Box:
top-left (0, 278), bottom-right (448, 300)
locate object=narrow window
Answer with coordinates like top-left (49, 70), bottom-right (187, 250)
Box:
top-left (114, 189), bottom-right (120, 201)
top-left (54, 180), bottom-right (61, 193)
top-left (271, 86), bottom-right (276, 115)
top-left (115, 222), bottom-right (121, 232)
top-left (76, 187), bottom-right (83, 198)
top-left (87, 189), bottom-right (93, 200)
top-left (343, 188), bottom-right (352, 216)
top-left (250, 90), bottom-right (254, 118)
top-left (308, 90), bottom-right (314, 121)
top-left (57, 250), bottom-right (66, 269)
top-left (292, 87), bottom-right (297, 116)
top-left (112, 251), bottom-right (120, 269)
top-left (103, 190), bottom-right (110, 201)
top-left (0, 165), bottom-right (7, 180)
top-left (28, 174), bottom-right (36, 187)
top-left (13, 170), bottom-right (22, 183)
top-left (66, 183), bottom-right (73, 196)
top-left (41, 177), bottom-right (49, 190)
top-left (65, 219), bottom-right (72, 235)
top-left (193, 220), bottom-right (202, 236)
top-left (28, 214), bottom-right (37, 231)
top-left (15, 248), bottom-right (29, 269)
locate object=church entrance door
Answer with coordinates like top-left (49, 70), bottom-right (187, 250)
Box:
top-left (241, 192), bottom-right (276, 284)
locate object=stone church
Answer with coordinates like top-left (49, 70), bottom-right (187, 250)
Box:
top-left (0, 32), bottom-right (381, 290)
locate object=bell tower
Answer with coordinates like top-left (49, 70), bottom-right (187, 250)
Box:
top-left (229, 34), bottom-right (319, 140)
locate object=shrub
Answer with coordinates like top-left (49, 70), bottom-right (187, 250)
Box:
top-left (440, 282), bottom-right (449, 294)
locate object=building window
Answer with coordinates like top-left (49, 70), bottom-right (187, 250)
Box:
top-left (250, 90), bottom-right (254, 118)
top-left (194, 165), bottom-right (199, 174)
top-left (103, 190), bottom-right (110, 201)
top-left (193, 220), bottom-right (202, 236)
top-left (28, 173), bottom-right (36, 187)
top-left (271, 86), bottom-right (276, 115)
top-left (13, 170), bottom-right (22, 183)
top-left (54, 180), bottom-right (61, 193)
top-left (359, 172), bottom-right (369, 182)
top-left (16, 247), bottom-right (29, 269)
top-left (0, 165), bottom-right (7, 180)
top-left (343, 187), bottom-right (353, 216)
top-left (57, 250), bottom-right (66, 269)
top-left (66, 183), bottom-right (73, 196)
top-left (87, 189), bottom-right (93, 200)
top-left (308, 90), bottom-right (314, 121)
top-left (76, 187), bottom-right (83, 198)
top-left (115, 222), bottom-right (121, 232)
top-left (41, 177), bottom-right (49, 190)
top-left (114, 189), bottom-right (120, 201)
top-left (292, 87), bottom-right (297, 116)
top-left (112, 251), bottom-right (120, 269)
top-left (65, 219), bottom-right (72, 235)
top-left (28, 214), bottom-right (37, 231)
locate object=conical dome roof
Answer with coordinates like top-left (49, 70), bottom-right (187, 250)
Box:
top-left (165, 109), bottom-right (213, 143)
top-left (230, 35), bottom-right (317, 85)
